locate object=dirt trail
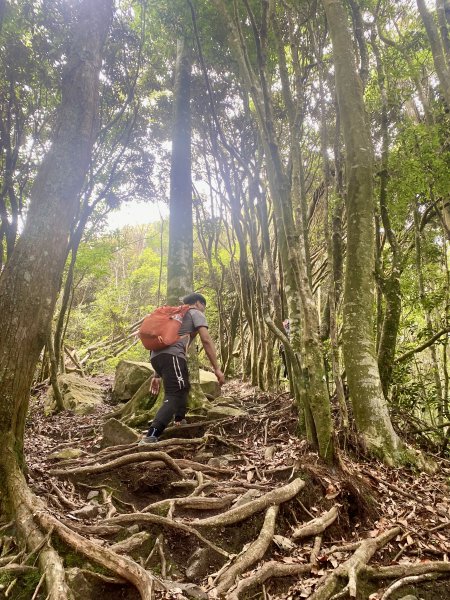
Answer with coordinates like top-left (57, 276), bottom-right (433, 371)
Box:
top-left (5, 379), bottom-right (448, 599)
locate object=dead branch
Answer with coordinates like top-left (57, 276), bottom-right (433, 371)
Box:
top-left (191, 478), bottom-right (305, 527)
top-left (309, 527), bottom-right (401, 600)
top-left (215, 505), bottom-right (279, 595)
top-left (292, 506), bottom-right (338, 539)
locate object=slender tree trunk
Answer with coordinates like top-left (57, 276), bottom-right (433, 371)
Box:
top-left (167, 36), bottom-right (193, 305)
top-left (417, 0), bottom-right (450, 108)
top-left (372, 31), bottom-right (403, 397)
top-left (212, 0), bottom-right (333, 462)
top-left (414, 207), bottom-right (444, 425)
top-left (322, 0), bottom-right (403, 462)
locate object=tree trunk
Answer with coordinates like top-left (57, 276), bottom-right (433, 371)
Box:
top-left (167, 36), bottom-right (193, 305)
top-left (322, 0), bottom-right (403, 462)
top-left (0, 0), bottom-right (112, 595)
top-left (417, 0), bottom-right (450, 108)
top-left (0, 0), bottom-right (112, 463)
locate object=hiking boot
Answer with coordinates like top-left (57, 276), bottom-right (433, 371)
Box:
top-left (138, 435), bottom-right (159, 445)
top-left (174, 418), bottom-right (188, 426)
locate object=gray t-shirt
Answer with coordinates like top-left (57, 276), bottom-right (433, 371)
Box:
top-left (150, 308), bottom-right (208, 359)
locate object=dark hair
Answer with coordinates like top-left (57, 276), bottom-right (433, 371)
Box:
top-left (183, 292), bottom-right (207, 306)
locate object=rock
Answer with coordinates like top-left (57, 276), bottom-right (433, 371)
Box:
top-left (127, 524), bottom-right (140, 535)
top-left (207, 457), bottom-right (229, 468)
top-left (214, 395), bottom-right (239, 406)
top-left (206, 405), bottom-right (245, 420)
top-left (101, 418), bottom-right (139, 447)
top-left (186, 548), bottom-right (211, 580)
top-left (48, 448), bottom-right (84, 460)
top-left (165, 583), bottom-right (208, 600)
top-left (86, 490), bottom-right (99, 500)
top-left (111, 531), bottom-right (151, 554)
top-left (66, 568), bottom-right (93, 599)
top-left (45, 374), bottom-right (104, 415)
top-left (199, 369), bottom-right (221, 399)
top-left (112, 360), bottom-right (153, 403)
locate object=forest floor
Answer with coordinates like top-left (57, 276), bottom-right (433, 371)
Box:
top-left (3, 378), bottom-right (450, 599)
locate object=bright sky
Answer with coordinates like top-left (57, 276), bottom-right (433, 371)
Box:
top-left (106, 200), bottom-right (168, 230)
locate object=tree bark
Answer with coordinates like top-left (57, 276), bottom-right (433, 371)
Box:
top-left (417, 0), bottom-right (450, 108)
top-left (167, 36), bottom-right (193, 305)
top-left (0, 0), bottom-right (113, 461)
top-left (322, 0), bottom-right (403, 462)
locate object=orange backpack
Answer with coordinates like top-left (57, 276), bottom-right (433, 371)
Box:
top-left (138, 305), bottom-right (191, 351)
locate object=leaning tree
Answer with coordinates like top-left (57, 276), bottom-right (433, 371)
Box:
top-left (0, 0), bottom-right (116, 596)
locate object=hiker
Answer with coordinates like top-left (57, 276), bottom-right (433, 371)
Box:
top-left (140, 292), bottom-right (225, 444)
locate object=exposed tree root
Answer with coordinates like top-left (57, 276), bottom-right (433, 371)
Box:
top-left (309, 527), bottom-right (401, 599)
top-left (35, 509), bottom-right (163, 599)
top-left (380, 572), bottom-right (449, 599)
top-left (228, 561), bottom-right (313, 599)
top-left (49, 450), bottom-right (185, 478)
top-left (292, 506), bottom-right (338, 539)
top-left (213, 505), bottom-right (279, 595)
top-left (142, 494), bottom-right (237, 515)
top-left (104, 512), bottom-right (230, 557)
top-left (191, 477), bottom-right (305, 527)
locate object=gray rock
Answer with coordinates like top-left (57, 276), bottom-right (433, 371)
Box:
top-left (86, 490), bottom-right (100, 500)
top-left (101, 418), bottom-right (140, 447)
top-left (186, 548), bottom-right (211, 580)
top-left (112, 360), bottom-right (153, 403)
top-left (48, 447), bottom-right (84, 460)
top-left (206, 405), bottom-right (245, 420)
top-left (45, 374), bottom-right (104, 415)
top-left (199, 369), bottom-right (221, 399)
top-left (66, 568), bottom-right (93, 599)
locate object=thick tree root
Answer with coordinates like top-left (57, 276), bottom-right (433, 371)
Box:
top-left (214, 505), bottom-right (279, 595)
top-left (191, 477), bottom-right (305, 527)
top-left (104, 512), bottom-right (230, 557)
top-left (309, 527), bottom-right (401, 599)
top-left (292, 506), bottom-right (338, 539)
top-left (49, 450), bottom-right (185, 478)
top-left (228, 561), bottom-right (313, 599)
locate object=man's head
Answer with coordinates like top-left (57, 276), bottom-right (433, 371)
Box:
top-left (183, 292), bottom-right (207, 312)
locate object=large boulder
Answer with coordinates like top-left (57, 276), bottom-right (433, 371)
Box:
top-left (102, 418), bottom-right (140, 447)
top-left (199, 369), bottom-right (220, 398)
top-left (112, 360), bottom-right (153, 403)
top-left (45, 374), bottom-right (103, 415)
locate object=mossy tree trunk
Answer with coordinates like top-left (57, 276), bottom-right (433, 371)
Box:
top-left (0, 0), bottom-right (112, 594)
top-left (322, 0), bottom-right (403, 462)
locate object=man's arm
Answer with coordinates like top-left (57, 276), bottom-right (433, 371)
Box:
top-left (197, 326), bottom-right (225, 385)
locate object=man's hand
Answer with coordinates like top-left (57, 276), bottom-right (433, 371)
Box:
top-left (149, 376), bottom-right (161, 396)
top-left (214, 368), bottom-right (225, 386)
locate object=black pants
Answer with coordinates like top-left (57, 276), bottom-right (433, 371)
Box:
top-left (148, 353), bottom-right (190, 435)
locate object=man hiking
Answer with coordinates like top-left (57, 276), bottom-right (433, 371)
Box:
top-left (140, 292), bottom-right (225, 444)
